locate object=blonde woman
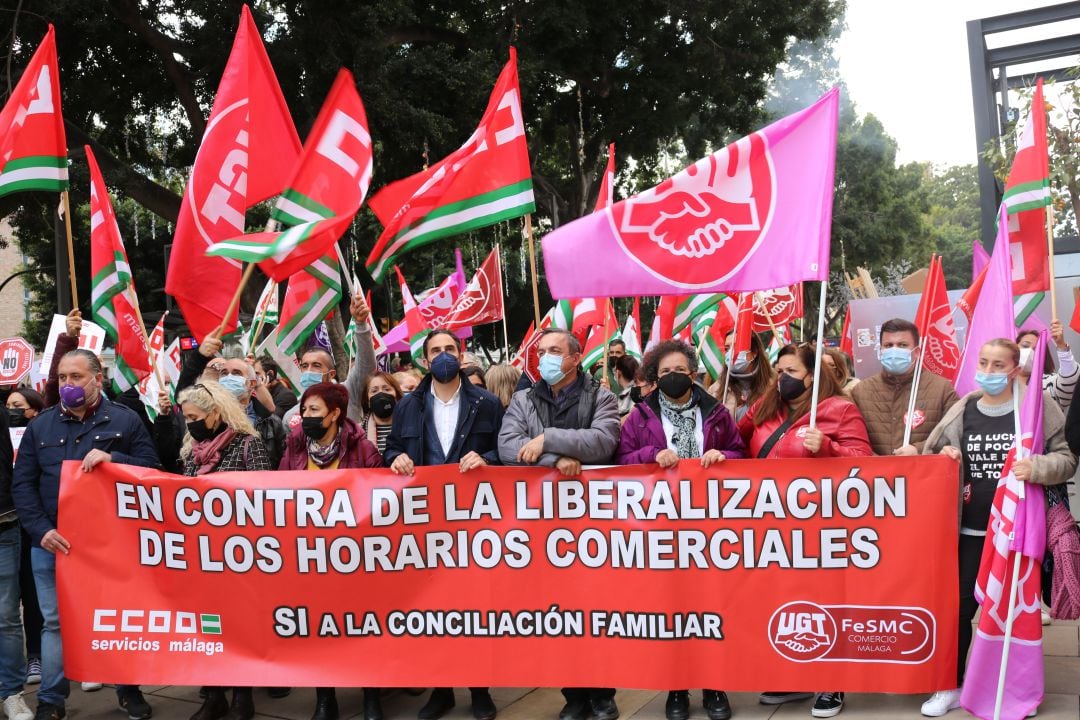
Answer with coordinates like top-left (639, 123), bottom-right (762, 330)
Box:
top-left (484, 363), bottom-right (522, 409)
top-left (177, 381), bottom-right (271, 720)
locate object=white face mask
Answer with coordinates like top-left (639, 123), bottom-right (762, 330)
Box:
top-left (1019, 347), bottom-right (1034, 373)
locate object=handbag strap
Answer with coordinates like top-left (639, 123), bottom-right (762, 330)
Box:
top-left (757, 414), bottom-right (795, 459)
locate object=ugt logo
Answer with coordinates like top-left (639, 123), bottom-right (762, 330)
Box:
top-left (609, 132), bottom-right (775, 288)
top-left (768, 602), bottom-right (835, 661)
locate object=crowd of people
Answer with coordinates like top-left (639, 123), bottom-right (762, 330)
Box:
top-left (0, 295), bottom-right (1076, 720)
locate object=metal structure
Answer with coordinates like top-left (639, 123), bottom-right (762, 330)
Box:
top-left (967, 2), bottom-right (1080, 244)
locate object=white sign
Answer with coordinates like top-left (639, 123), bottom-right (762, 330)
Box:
top-left (39, 314), bottom-right (107, 374)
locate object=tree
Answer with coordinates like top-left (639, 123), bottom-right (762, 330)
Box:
top-left (1, 0), bottom-right (840, 347)
top-left (921, 163), bottom-right (980, 290)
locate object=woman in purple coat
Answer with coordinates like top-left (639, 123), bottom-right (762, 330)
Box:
top-left (616, 339), bottom-right (745, 720)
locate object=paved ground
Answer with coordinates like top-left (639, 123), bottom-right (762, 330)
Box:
top-left (25, 618), bottom-right (1080, 720)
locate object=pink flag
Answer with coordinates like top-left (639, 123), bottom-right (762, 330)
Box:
top-left (542, 88), bottom-right (838, 298)
top-left (972, 239), bottom-right (991, 281)
top-left (955, 205), bottom-right (1016, 395)
top-left (960, 330), bottom-right (1047, 720)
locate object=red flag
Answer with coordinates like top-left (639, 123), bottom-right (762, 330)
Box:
top-left (1002, 78), bottom-right (1051, 295)
top-left (443, 247), bottom-right (505, 330)
top-left (752, 285), bottom-right (802, 332)
top-left (646, 296), bottom-right (678, 351)
top-left (1071, 290), bottom-right (1080, 336)
top-left (0, 25), bottom-right (68, 196)
top-left (839, 305), bottom-right (852, 356)
top-left (166, 5), bottom-right (301, 341)
top-left (366, 49), bottom-right (534, 281)
top-left (594, 143), bottom-right (615, 212)
top-left (914, 256), bottom-right (961, 381)
top-left (732, 294), bottom-right (754, 357)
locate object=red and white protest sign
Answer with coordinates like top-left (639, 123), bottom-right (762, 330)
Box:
top-left (0, 337), bottom-right (34, 384)
top-left (60, 457), bottom-right (958, 691)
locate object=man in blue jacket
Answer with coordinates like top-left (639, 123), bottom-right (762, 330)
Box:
top-left (12, 350), bottom-right (159, 720)
top-left (383, 329), bottom-right (503, 720)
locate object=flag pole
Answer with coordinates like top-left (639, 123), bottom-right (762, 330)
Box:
top-left (61, 191), bottom-right (79, 309)
top-left (335, 243), bottom-right (356, 298)
top-left (992, 380), bottom-right (1028, 720)
top-left (1046, 202), bottom-right (1057, 322)
top-left (249, 282), bottom-right (277, 352)
top-left (754, 291), bottom-right (786, 348)
top-left (216, 263), bottom-right (256, 338)
top-left (902, 254), bottom-right (936, 448)
top-left (524, 214), bottom-right (542, 327)
top-left (497, 244), bottom-right (511, 360)
top-left (129, 298), bottom-right (167, 392)
top-left (808, 280), bottom-right (829, 430)
top-left (601, 304), bottom-right (611, 384)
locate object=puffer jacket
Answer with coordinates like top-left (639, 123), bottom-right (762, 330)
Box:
top-left (617, 388), bottom-right (745, 464)
top-left (925, 386), bottom-right (1077, 523)
top-left (737, 395), bottom-right (873, 460)
top-left (851, 368), bottom-right (959, 455)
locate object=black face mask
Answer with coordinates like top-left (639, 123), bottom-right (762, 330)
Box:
top-left (629, 386), bottom-right (645, 404)
top-left (187, 417), bottom-right (219, 442)
top-left (7, 408), bottom-right (27, 427)
top-left (778, 373), bottom-right (808, 402)
top-left (370, 392), bottom-right (396, 419)
top-left (302, 416), bottom-right (329, 440)
top-left (658, 372), bottom-right (693, 399)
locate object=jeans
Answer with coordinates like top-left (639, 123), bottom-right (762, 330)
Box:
top-left (0, 524), bottom-right (24, 698)
top-left (31, 547), bottom-right (68, 707)
top-left (19, 529), bottom-right (41, 659)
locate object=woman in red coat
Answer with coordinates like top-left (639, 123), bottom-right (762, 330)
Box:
top-left (737, 343), bottom-right (871, 718)
top-left (278, 383), bottom-right (383, 720)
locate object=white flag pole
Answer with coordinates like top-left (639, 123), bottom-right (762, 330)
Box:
top-left (901, 359), bottom-right (925, 448)
top-left (808, 279), bottom-right (829, 430)
top-left (497, 244), bottom-right (511, 360)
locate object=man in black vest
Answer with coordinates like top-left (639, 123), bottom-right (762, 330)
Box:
top-left (383, 329), bottom-right (504, 720)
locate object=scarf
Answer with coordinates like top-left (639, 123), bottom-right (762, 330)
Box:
top-left (659, 389), bottom-right (700, 459)
top-left (191, 428), bottom-right (238, 476)
top-left (307, 433), bottom-right (342, 468)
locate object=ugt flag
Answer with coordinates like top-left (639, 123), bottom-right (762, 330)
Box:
top-left (960, 331), bottom-right (1048, 720)
top-left (543, 88), bottom-right (838, 298)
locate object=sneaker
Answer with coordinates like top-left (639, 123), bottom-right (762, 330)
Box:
top-left (760, 692), bottom-right (813, 705)
top-left (25, 659), bottom-right (40, 686)
top-left (32, 703), bottom-right (64, 720)
top-left (3, 694), bottom-right (32, 720)
top-left (920, 690), bottom-right (961, 717)
top-left (81, 682), bottom-right (103, 692)
top-left (1041, 610), bottom-right (1051, 625)
top-left (118, 688), bottom-right (153, 720)
top-left (811, 692), bottom-right (844, 718)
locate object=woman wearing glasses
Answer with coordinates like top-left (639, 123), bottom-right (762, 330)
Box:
top-left (177, 381), bottom-right (272, 720)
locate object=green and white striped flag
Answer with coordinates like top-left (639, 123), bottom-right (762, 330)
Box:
top-left (275, 253), bottom-right (343, 355)
top-left (674, 294), bottom-right (724, 334)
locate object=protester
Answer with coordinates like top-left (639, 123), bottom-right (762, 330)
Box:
top-left (851, 319), bottom-right (959, 456)
top-left (1017, 319), bottom-right (1078, 410)
top-left (738, 343), bottom-right (871, 717)
top-left (497, 328), bottom-right (620, 720)
top-left (605, 339), bottom-right (626, 389)
top-left (393, 370), bottom-right (422, 394)
top-left (11, 349), bottom-right (159, 720)
top-left (923, 337), bottom-right (1076, 717)
top-left (483, 364), bottom-right (522, 410)
top-left (359, 373), bottom-right (403, 455)
top-left (278, 383), bottom-right (381, 720)
top-left (0, 404), bottom-right (31, 720)
top-left (383, 329), bottom-right (503, 720)
top-left (218, 358), bottom-right (287, 467)
top-left (461, 352), bottom-right (483, 370)
top-left (178, 381), bottom-right (272, 720)
top-left (6, 390), bottom-right (43, 427)
top-left (254, 358), bottom-right (298, 418)
top-left (715, 331), bottom-right (773, 422)
top-left (617, 340), bottom-right (744, 720)
top-left (43, 311), bottom-right (82, 408)
top-left (613, 355), bottom-right (640, 418)
top-left (279, 296), bottom-right (378, 429)
top-left (821, 348), bottom-right (858, 396)
top-left (463, 366), bottom-right (487, 388)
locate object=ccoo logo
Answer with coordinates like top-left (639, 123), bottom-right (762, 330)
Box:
top-left (609, 132), bottom-right (775, 288)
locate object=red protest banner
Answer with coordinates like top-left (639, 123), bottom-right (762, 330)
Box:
top-left (57, 457), bottom-right (958, 692)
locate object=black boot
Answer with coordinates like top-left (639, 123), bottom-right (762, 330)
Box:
top-left (702, 690), bottom-right (732, 720)
top-left (190, 688), bottom-right (228, 720)
top-left (471, 689), bottom-right (496, 720)
top-left (665, 692), bottom-right (689, 720)
top-left (363, 688), bottom-right (384, 720)
top-left (418, 688), bottom-right (455, 720)
top-left (222, 688), bottom-right (255, 720)
top-left (312, 688), bottom-right (339, 720)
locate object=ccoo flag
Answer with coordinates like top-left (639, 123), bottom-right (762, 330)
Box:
top-left (365, 49), bottom-right (534, 282)
top-left (166, 5), bottom-right (301, 341)
top-left (543, 88), bottom-right (838, 298)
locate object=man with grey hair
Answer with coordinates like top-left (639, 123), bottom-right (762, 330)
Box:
top-left (217, 357), bottom-right (286, 468)
top-left (497, 329), bottom-right (621, 720)
top-left (12, 349), bottom-right (159, 720)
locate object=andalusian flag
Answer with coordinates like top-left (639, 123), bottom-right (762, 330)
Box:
top-left (87, 147), bottom-right (151, 391)
top-left (275, 253), bottom-right (342, 355)
top-left (673, 294), bottom-right (724, 334)
top-left (365, 49), bottom-right (534, 281)
top-left (622, 297), bottom-right (642, 360)
top-left (582, 325), bottom-right (620, 371)
top-left (0, 25), bottom-right (68, 197)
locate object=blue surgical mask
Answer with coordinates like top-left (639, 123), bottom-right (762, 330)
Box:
top-left (731, 351), bottom-right (752, 374)
top-left (299, 371), bottom-right (324, 390)
top-left (879, 347), bottom-right (913, 375)
top-left (975, 371), bottom-right (1011, 397)
top-left (429, 352), bottom-right (461, 383)
top-left (539, 353), bottom-right (567, 386)
top-left (218, 375), bottom-right (248, 399)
